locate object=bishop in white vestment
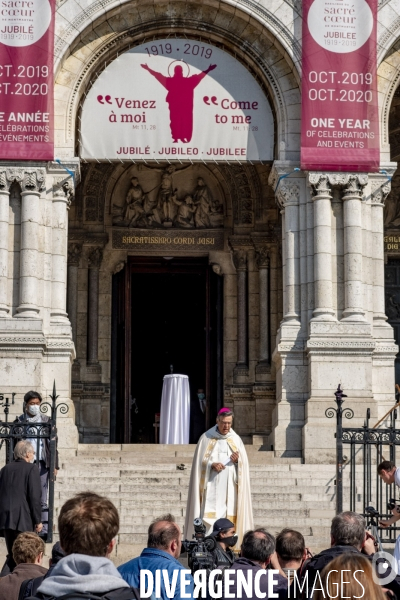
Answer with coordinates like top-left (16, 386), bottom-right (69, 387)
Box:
top-left (184, 408), bottom-right (253, 549)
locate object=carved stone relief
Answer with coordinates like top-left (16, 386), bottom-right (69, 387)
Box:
top-left (83, 164), bottom-right (115, 222)
top-left (220, 165), bottom-right (254, 225)
top-left (111, 165), bottom-right (223, 230)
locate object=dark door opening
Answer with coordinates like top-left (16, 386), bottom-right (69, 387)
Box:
top-left (385, 258), bottom-right (400, 384)
top-left (110, 257), bottom-right (223, 444)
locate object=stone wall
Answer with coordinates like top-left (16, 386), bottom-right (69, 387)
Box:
top-left (68, 162), bottom-right (280, 443)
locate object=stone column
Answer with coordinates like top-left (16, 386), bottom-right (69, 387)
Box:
top-left (51, 181), bottom-right (72, 324)
top-left (0, 171), bottom-right (11, 316)
top-left (306, 187), bottom-right (315, 323)
top-left (277, 182), bottom-right (301, 323)
top-left (269, 245), bottom-right (279, 355)
top-left (341, 174), bottom-right (368, 321)
top-left (15, 169), bottom-right (46, 318)
top-left (309, 173), bottom-right (335, 321)
top-left (233, 249), bottom-right (248, 379)
top-left (371, 178), bottom-right (391, 328)
top-left (256, 246), bottom-right (270, 374)
top-left (87, 247), bottom-right (103, 373)
top-left (67, 243), bottom-right (82, 345)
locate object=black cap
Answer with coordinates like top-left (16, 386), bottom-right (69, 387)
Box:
top-left (209, 518), bottom-right (235, 537)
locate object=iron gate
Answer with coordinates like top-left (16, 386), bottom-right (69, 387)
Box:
top-left (0, 382), bottom-right (68, 543)
top-left (326, 384), bottom-right (400, 544)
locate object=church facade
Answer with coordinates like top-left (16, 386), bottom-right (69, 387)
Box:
top-left (2, 0), bottom-right (400, 461)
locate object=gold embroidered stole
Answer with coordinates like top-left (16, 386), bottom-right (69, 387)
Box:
top-left (199, 436), bottom-right (239, 510)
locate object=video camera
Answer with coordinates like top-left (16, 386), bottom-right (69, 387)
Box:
top-left (387, 498), bottom-right (400, 512)
top-left (365, 506), bottom-right (380, 518)
top-left (182, 518), bottom-right (216, 575)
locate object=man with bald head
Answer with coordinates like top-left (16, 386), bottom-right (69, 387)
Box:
top-left (118, 514), bottom-right (194, 600)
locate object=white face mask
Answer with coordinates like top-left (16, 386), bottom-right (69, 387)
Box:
top-left (27, 404), bottom-right (41, 416)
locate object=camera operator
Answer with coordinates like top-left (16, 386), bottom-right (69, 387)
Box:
top-left (209, 519), bottom-right (237, 569)
top-left (378, 461), bottom-right (400, 574)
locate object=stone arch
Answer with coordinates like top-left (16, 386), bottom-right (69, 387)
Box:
top-left (54, 0), bottom-right (300, 162)
top-left (378, 42), bottom-right (400, 155)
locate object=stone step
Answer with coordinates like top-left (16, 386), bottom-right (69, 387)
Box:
top-left (58, 464), bottom-right (337, 477)
top-left (116, 506), bottom-right (336, 519)
top-left (47, 444), bottom-right (350, 568)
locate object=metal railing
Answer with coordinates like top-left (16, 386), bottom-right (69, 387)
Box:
top-left (327, 385), bottom-right (400, 545)
top-left (0, 382), bottom-right (68, 543)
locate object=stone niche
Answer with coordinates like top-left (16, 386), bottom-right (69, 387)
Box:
top-left (111, 164), bottom-right (224, 231)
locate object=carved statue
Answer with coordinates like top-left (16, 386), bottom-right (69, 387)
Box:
top-left (112, 167), bottom-right (223, 229)
top-left (386, 293), bottom-right (400, 320)
top-left (124, 177), bottom-right (147, 227)
top-left (194, 178), bottom-right (212, 228)
top-left (142, 192), bottom-right (162, 226)
top-left (158, 165), bottom-right (178, 223)
top-left (174, 195), bottom-right (196, 228)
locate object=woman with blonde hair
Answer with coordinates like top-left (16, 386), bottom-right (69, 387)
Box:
top-left (313, 553), bottom-right (386, 600)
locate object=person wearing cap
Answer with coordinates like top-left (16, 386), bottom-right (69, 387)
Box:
top-left (209, 518), bottom-right (237, 569)
top-left (184, 408), bottom-right (253, 550)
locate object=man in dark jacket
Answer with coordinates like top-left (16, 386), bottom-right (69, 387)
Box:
top-left (209, 518), bottom-right (236, 569)
top-left (297, 511), bottom-right (400, 599)
top-left (0, 532), bottom-right (47, 600)
top-left (0, 441), bottom-right (42, 576)
top-left (223, 529), bottom-right (287, 600)
top-left (16, 391), bottom-right (60, 539)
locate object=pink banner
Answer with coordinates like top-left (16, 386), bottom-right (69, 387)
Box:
top-left (0, 1), bottom-right (54, 160)
top-left (301, 0), bottom-right (379, 172)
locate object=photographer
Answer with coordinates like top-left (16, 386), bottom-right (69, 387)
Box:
top-left (378, 461), bottom-right (400, 574)
top-left (209, 519), bottom-right (236, 569)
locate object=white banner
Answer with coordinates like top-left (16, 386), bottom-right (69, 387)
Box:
top-left (80, 39), bottom-right (274, 162)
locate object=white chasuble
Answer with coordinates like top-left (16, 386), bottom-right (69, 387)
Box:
top-left (184, 425), bottom-right (253, 550)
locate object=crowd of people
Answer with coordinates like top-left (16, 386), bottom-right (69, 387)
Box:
top-left (2, 396), bottom-right (400, 599)
top-left (0, 491), bottom-right (399, 600)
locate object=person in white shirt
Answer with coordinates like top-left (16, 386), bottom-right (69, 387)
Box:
top-left (378, 460), bottom-right (400, 573)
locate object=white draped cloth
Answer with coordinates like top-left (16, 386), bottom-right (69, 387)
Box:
top-left (184, 425), bottom-right (253, 550)
top-left (160, 374), bottom-right (190, 444)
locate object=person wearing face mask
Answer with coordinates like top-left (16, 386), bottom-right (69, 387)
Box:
top-left (209, 518), bottom-right (237, 569)
top-left (197, 389), bottom-right (206, 414)
top-left (15, 391), bottom-right (59, 540)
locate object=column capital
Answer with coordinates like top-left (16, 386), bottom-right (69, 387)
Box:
top-left (0, 167), bottom-right (46, 193)
top-left (233, 249), bottom-right (247, 272)
top-left (255, 246), bottom-right (270, 269)
top-left (276, 181), bottom-right (300, 209)
top-left (87, 246), bottom-right (103, 269)
top-left (342, 174), bottom-right (368, 199)
top-left (308, 173), bottom-right (332, 198)
top-left (68, 243), bottom-right (83, 267)
top-left (371, 178), bottom-right (391, 206)
top-left (53, 177), bottom-right (74, 206)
